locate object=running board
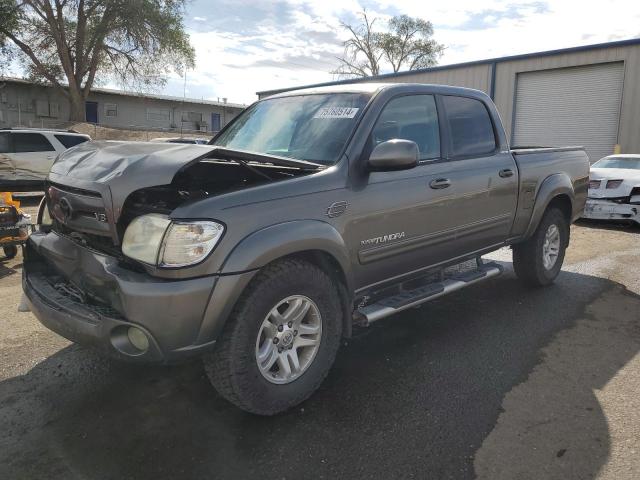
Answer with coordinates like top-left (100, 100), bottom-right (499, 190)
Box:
top-left (358, 262), bottom-right (503, 324)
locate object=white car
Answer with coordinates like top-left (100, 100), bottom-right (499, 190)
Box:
top-left (583, 154), bottom-right (640, 224)
top-left (0, 128), bottom-right (91, 183)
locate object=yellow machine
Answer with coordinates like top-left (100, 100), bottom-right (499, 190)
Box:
top-left (0, 192), bottom-right (33, 259)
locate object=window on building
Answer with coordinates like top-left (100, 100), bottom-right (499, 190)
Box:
top-left (0, 132), bottom-right (9, 153)
top-left (12, 133), bottom-right (55, 152)
top-left (104, 103), bottom-right (118, 117)
top-left (36, 99), bottom-right (49, 117)
top-left (371, 95), bottom-right (440, 160)
top-left (443, 96), bottom-right (496, 157)
top-left (182, 111), bottom-right (202, 122)
top-left (49, 103), bottom-right (59, 118)
top-left (34, 100), bottom-right (59, 118)
top-left (55, 134), bottom-right (90, 149)
top-left (147, 108), bottom-right (171, 123)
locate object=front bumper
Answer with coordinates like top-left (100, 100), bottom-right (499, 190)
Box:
top-left (23, 231), bottom-right (256, 363)
top-left (582, 199), bottom-right (639, 224)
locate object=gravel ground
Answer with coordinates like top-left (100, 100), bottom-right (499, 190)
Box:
top-left (1, 209), bottom-right (639, 479)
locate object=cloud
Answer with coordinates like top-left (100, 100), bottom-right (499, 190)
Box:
top-left (145, 0), bottom-right (640, 104)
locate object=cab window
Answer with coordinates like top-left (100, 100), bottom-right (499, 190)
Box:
top-left (371, 95), bottom-right (440, 161)
top-left (442, 96), bottom-right (496, 157)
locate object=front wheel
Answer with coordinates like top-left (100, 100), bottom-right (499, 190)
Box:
top-left (513, 207), bottom-right (569, 287)
top-left (203, 259), bottom-right (343, 415)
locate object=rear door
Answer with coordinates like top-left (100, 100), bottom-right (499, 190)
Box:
top-left (9, 132), bottom-right (57, 178)
top-left (438, 95), bottom-right (518, 254)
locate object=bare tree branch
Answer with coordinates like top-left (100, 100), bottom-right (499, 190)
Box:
top-left (334, 11), bottom-right (444, 78)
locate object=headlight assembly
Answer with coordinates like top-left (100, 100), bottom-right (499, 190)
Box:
top-left (159, 221), bottom-right (224, 267)
top-left (122, 214), bottom-right (224, 267)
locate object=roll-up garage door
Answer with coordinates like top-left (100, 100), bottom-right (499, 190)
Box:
top-left (512, 62), bottom-right (624, 163)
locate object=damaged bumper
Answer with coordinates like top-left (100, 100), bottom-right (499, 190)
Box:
top-left (582, 199), bottom-right (640, 223)
top-left (23, 231), bottom-right (255, 363)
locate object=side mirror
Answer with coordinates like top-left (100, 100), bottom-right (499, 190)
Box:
top-left (368, 139), bottom-right (419, 171)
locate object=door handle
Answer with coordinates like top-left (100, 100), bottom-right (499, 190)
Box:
top-left (429, 178), bottom-right (451, 189)
top-left (499, 168), bottom-right (514, 178)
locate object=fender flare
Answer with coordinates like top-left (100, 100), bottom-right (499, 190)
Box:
top-left (220, 220), bottom-right (354, 292)
top-left (523, 173), bottom-right (575, 239)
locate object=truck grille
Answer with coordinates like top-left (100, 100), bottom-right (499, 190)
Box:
top-left (47, 183), bottom-right (120, 255)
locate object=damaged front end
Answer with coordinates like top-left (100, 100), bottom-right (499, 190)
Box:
top-left (584, 181), bottom-right (640, 224)
top-left (23, 141), bottom-right (320, 361)
top-left (42, 141), bottom-right (319, 259)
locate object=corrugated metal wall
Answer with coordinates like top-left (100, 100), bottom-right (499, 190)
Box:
top-left (493, 44), bottom-right (640, 155)
top-left (369, 64), bottom-right (493, 93)
top-left (511, 62), bottom-right (624, 162)
top-left (258, 42), bottom-right (640, 155)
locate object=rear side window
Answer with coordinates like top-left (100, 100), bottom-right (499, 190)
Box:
top-left (55, 134), bottom-right (89, 149)
top-left (12, 133), bottom-right (55, 152)
top-left (372, 95), bottom-right (440, 160)
top-left (0, 133), bottom-right (9, 153)
top-left (443, 96), bottom-right (496, 157)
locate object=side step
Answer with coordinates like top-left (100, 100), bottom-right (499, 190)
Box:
top-left (358, 261), bottom-right (503, 324)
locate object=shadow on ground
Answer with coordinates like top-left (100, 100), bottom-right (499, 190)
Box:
top-left (0, 265), bottom-right (638, 479)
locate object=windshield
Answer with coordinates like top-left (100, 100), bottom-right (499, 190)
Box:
top-left (212, 93), bottom-right (370, 165)
top-left (593, 157), bottom-right (640, 170)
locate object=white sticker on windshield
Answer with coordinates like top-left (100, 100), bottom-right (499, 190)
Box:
top-left (313, 107), bottom-right (359, 119)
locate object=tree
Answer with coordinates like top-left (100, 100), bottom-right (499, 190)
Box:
top-left (0, 0), bottom-right (18, 66)
top-left (334, 12), bottom-right (444, 78)
top-left (0, 0), bottom-right (195, 121)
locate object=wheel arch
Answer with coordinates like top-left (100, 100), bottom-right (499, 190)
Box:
top-left (219, 221), bottom-right (354, 336)
top-left (523, 174), bottom-right (575, 240)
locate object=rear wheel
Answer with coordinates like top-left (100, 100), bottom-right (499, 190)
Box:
top-left (513, 207), bottom-right (568, 286)
top-left (3, 245), bottom-right (18, 260)
top-left (203, 259), bottom-right (343, 415)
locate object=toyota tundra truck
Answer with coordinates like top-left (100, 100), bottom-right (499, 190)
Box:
top-left (23, 83), bottom-right (589, 415)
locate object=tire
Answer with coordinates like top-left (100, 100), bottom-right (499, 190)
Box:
top-left (203, 259), bottom-right (343, 415)
top-left (3, 245), bottom-right (18, 260)
top-left (513, 207), bottom-right (569, 287)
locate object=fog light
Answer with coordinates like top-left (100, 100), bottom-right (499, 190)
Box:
top-left (127, 327), bottom-right (149, 352)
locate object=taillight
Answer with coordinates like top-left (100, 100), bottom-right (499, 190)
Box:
top-left (588, 179), bottom-right (601, 189)
top-left (606, 179), bottom-right (623, 189)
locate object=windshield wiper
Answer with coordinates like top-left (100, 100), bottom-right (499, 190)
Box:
top-left (211, 147), bottom-right (325, 170)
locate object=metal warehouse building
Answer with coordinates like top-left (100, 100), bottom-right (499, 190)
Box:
top-left (257, 38), bottom-right (640, 163)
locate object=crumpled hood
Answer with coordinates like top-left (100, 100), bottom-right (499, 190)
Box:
top-left (48, 141), bottom-right (214, 220)
top-left (50, 140), bottom-right (213, 183)
top-left (589, 167), bottom-right (640, 198)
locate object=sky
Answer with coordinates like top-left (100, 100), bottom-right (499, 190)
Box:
top-left (8, 0), bottom-right (640, 105)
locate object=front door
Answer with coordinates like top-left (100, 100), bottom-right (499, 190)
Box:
top-left (85, 101), bottom-right (98, 123)
top-left (346, 94), bottom-right (456, 290)
top-left (211, 112), bottom-right (221, 132)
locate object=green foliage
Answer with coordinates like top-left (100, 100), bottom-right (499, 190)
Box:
top-left (335, 11), bottom-right (444, 78)
top-left (0, 0), bottom-right (19, 67)
top-left (0, 0), bottom-right (195, 112)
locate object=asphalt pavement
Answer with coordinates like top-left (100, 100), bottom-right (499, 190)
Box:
top-left (1, 209), bottom-right (639, 479)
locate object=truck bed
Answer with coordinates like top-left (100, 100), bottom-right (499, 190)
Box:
top-left (509, 146), bottom-right (589, 239)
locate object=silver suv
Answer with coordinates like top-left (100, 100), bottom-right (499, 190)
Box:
top-left (0, 128), bottom-right (91, 182)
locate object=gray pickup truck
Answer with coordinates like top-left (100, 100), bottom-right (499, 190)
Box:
top-left (23, 83), bottom-right (589, 414)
